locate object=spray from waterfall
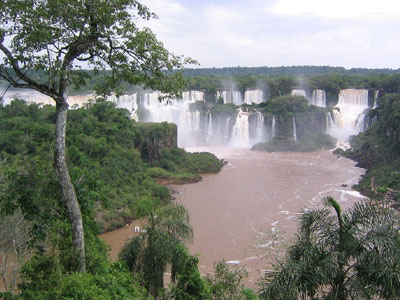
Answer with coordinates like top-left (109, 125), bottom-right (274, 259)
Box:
top-left (271, 115), bottom-right (277, 139)
top-left (311, 90), bottom-right (326, 107)
top-left (328, 89), bottom-right (369, 142)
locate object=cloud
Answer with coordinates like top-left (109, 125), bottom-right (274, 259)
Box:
top-left (135, 0), bottom-right (400, 69)
top-left (268, 0), bottom-right (400, 19)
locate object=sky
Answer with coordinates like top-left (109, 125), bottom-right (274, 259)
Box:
top-left (138, 0), bottom-right (400, 69)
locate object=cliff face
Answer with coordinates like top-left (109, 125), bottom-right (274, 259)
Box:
top-left (135, 122), bottom-right (177, 164)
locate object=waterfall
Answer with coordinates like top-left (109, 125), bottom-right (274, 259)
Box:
top-left (244, 89), bottom-right (264, 104)
top-left (139, 90), bottom-right (205, 146)
top-left (329, 89), bottom-right (369, 141)
top-left (373, 90), bottom-right (379, 109)
top-left (183, 90), bottom-right (205, 101)
top-left (311, 89), bottom-right (326, 107)
top-left (206, 111), bottom-right (213, 142)
top-left (230, 110), bottom-right (250, 148)
top-left (292, 116), bottom-right (297, 143)
top-left (190, 111), bottom-right (201, 132)
top-left (0, 89), bottom-right (93, 107)
top-left (250, 112), bottom-right (266, 145)
top-left (224, 117), bottom-right (232, 141)
top-left (271, 115), bottom-right (277, 139)
top-left (291, 89), bottom-right (307, 98)
top-left (325, 112), bottom-right (335, 132)
top-left (216, 90), bottom-right (242, 105)
top-left (108, 93), bottom-right (138, 120)
top-left (354, 113), bottom-right (366, 132)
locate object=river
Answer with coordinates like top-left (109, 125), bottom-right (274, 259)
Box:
top-left (100, 147), bottom-right (365, 287)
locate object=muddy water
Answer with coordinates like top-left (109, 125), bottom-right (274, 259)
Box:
top-left (172, 147), bottom-right (365, 286)
top-left (100, 147), bottom-right (365, 287)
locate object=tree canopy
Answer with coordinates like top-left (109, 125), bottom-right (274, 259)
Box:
top-left (0, 0), bottom-right (195, 273)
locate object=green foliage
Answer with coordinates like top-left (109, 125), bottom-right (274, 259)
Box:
top-left (158, 148), bottom-right (223, 174)
top-left (210, 103), bottom-right (238, 117)
top-left (0, 100), bottom-right (220, 256)
top-left (252, 95), bottom-right (335, 152)
top-left (120, 202), bottom-right (193, 298)
top-left (1, 255), bottom-right (150, 300)
top-left (206, 261), bottom-right (258, 300)
top-left (259, 198), bottom-right (400, 300)
top-left (262, 95), bottom-right (309, 118)
top-left (168, 255), bottom-right (209, 300)
top-left (338, 93), bottom-right (400, 201)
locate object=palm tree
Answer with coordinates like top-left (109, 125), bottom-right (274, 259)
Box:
top-left (259, 197), bottom-right (400, 300)
top-left (119, 201), bottom-right (193, 298)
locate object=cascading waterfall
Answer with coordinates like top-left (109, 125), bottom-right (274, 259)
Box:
top-left (183, 90), bottom-right (205, 101)
top-left (139, 90), bottom-right (205, 146)
top-left (206, 111), bottom-right (213, 142)
top-left (230, 110), bottom-right (250, 148)
top-left (311, 89), bottom-right (326, 107)
top-left (292, 116), bottom-right (297, 143)
top-left (224, 117), bottom-right (232, 141)
top-left (373, 90), bottom-right (379, 109)
top-left (250, 112), bottom-right (266, 145)
top-left (108, 93), bottom-right (138, 120)
top-left (216, 90), bottom-right (242, 105)
top-left (354, 113), bottom-right (366, 132)
top-left (1, 89), bottom-right (93, 107)
top-left (329, 89), bottom-right (369, 141)
top-left (325, 112), bottom-right (335, 132)
top-left (271, 115), bottom-right (277, 139)
top-left (244, 89), bottom-right (264, 104)
top-left (291, 89), bottom-right (307, 98)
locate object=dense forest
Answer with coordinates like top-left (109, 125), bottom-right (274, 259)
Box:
top-left (1, 74), bottom-right (400, 299)
top-left (1, 0), bottom-right (400, 298)
top-left (0, 100), bottom-right (244, 299)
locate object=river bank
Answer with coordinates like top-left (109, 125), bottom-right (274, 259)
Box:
top-left (100, 147), bottom-right (366, 287)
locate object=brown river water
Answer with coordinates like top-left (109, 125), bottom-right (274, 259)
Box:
top-left (100, 147), bottom-right (366, 287)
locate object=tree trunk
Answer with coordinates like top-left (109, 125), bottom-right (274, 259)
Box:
top-left (54, 100), bottom-right (86, 272)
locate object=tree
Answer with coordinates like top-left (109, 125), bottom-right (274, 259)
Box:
top-left (119, 200), bottom-right (193, 298)
top-left (0, 0), bottom-right (193, 272)
top-left (0, 209), bottom-right (32, 293)
top-left (206, 261), bottom-right (258, 300)
top-left (259, 197), bottom-right (400, 300)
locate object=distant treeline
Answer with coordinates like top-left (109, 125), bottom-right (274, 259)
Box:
top-left (181, 65), bottom-right (400, 77)
top-left (3, 66), bottom-right (400, 103)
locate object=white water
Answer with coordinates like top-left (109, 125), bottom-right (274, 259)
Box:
top-left (244, 89), bottom-right (264, 104)
top-left (139, 90), bottom-right (205, 146)
top-left (216, 90), bottom-right (242, 105)
top-left (292, 116), bottom-right (297, 142)
top-left (373, 90), bottom-right (379, 109)
top-left (2, 87), bottom-right (372, 149)
top-left (291, 89), bottom-right (307, 98)
top-left (329, 89), bottom-right (369, 142)
top-left (1, 89), bottom-right (94, 107)
top-left (311, 89), bottom-right (326, 107)
top-left (230, 110), bottom-right (250, 148)
top-left (271, 115), bottom-right (277, 139)
top-left (253, 112), bottom-right (266, 144)
top-left (108, 93), bottom-right (138, 120)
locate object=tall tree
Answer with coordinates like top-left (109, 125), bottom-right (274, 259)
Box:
top-left (0, 0), bottom-right (193, 272)
top-left (259, 197), bottom-right (400, 300)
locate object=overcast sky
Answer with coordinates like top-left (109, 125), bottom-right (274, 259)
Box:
top-left (138, 0), bottom-right (400, 69)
